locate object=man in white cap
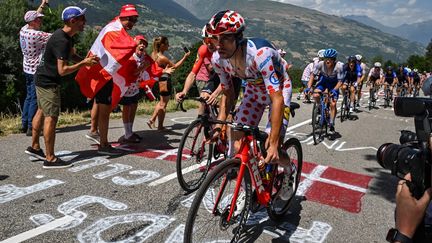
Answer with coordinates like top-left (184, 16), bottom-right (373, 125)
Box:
top-left (19, 0), bottom-right (51, 136)
top-left (25, 5), bottom-right (99, 169)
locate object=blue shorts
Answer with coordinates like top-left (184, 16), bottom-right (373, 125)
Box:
top-left (315, 78), bottom-right (339, 100)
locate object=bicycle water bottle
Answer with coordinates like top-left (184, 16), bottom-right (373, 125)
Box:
top-left (144, 85), bottom-right (155, 101)
top-left (264, 164), bottom-right (273, 181)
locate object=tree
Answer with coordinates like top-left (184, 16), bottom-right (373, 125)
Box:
top-left (0, 0), bottom-right (27, 112)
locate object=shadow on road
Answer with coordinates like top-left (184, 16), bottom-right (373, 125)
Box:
top-left (238, 196), bottom-right (305, 242)
top-left (364, 167), bottom-right (398, 203)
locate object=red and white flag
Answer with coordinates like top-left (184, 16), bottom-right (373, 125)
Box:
top-left (75, 17), bottom-right (137, 108)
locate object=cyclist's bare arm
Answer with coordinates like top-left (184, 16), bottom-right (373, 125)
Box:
top-left (176, 72), bottom-right (197, 101)
top-left (264, 91), bottom-right (284, 164)
top-left (307, 73), bottom-right (315, 90)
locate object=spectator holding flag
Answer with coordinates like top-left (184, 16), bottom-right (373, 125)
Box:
top-left (25, 6), bottom-right (99, 168)
top-left (76, 4), bottom-right (140, 155)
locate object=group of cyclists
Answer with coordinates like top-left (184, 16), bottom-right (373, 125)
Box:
top-left (168, 9), bottom-right (431, 242)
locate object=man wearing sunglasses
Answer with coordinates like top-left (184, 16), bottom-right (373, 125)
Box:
top-left (206, 10), bottom-right (293, 200)
top-left (176, 26), bottom-right (222, 114)
top-left (90, 4), bottom-right (140, 155)
top-left (305, 48), bottom-right (345, 135)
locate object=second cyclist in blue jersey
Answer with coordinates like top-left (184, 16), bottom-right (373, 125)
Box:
top-left (341, 56), bottom-right (362, 113)
top-left (305, 48), bottom-right (344, 134)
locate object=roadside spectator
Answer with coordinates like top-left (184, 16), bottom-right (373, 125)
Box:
top-left (19, 0), bottom-right (51, 136)
top-left (91, 4), bottom-right (140, 155)
top-left (24, 6), bottom-right (99, 168)
top-left (118, 35), bottom-right (152, 143)
top-left (147, 36), bottom-right (190, 130)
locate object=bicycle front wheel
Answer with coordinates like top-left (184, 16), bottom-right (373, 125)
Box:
top-left (176, 119), bottom-right (212, 192)
top-left (184, 159), bottom-right (252, 243)
top-left (267, 138), bottom-right (303, 221)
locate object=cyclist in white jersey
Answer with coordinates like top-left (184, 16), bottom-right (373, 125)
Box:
top-left (207, 10), bottom-right (292, 167)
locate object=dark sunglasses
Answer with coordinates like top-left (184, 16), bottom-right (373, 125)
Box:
top-left (128, 17), bottom-right (138, 23)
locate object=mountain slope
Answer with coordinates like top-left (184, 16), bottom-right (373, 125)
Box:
top-left (173, 0), bottom-right (425, 64)
top-left (51, 0), bottom-right (202, 58)
top-left (345, 15), bottom-right (432, 46)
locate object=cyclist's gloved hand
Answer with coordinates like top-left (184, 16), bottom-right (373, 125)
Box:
top-left (330, 89), bottom-right (338, 97)
top-left (304, 87), bottom-right (311, 94)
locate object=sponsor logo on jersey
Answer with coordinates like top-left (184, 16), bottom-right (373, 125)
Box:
top-left (259, 56), bottom-right (271, 70)
top-left (269, 71), bottom-right (280, 85)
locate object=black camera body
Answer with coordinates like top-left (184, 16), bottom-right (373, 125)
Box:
top-left (377, 97), bottom-right (432, 199)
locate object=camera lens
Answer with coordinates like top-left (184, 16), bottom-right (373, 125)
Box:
top-left (376, 143), bottom-right (400, 170)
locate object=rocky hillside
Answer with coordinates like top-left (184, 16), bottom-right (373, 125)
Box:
top-left (173, 0), bottom-right (425, 65)
top-left (53, 0), bottom-right (425, 65)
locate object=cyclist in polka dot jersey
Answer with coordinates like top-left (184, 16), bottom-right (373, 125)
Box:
top-left (207, 10), bottom-right (292, 165)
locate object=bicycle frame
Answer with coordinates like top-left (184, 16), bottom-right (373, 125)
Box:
top-left (319, 93), bottom-right (331, 127)
top-left (212, 133), bottom-right (272, 223)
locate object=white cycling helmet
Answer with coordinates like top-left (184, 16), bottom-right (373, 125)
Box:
top-left (317, 49), bottom-right (325, 58)
top-left (374, 62), bottom-right (382, 68)
top-left (355, 54), bottom-right (362, 61)
top-left (413, 68), bottom-right (418, 72)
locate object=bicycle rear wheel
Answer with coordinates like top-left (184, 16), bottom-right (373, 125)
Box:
top-left (368, 89), bottom-right (374, 110)
top-left (267, 138), bottom-right (303, 221)
top-left (312, 102), bottom-right (323, 145)
top-left (340, 95), bottom-right (348, 123)
top-left (176, 119), bottom-right (213, 192)
top-left (184, 159), bottom-right (252, 243)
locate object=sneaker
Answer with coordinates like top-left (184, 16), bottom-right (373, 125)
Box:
top-left (349, 107), bottom-right (354, 113)
top-left (234, 190), bottom-right (246, 216)
top-left (329, 125), bottom-right (335, 135)
top-left (98, 145), bottom-right (123, 156)
top-left (43, 158), bottom-right (73, 169)
top-left (85, 132), bottom-right (100, 145)
top-left (25, 146), bottom-right (46, 160)
top-left (296, 95), bottom-right (301, 100)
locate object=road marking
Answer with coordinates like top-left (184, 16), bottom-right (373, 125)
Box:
top-left (148, 162), bottom-right (204, 187)
top-left (0, 216), bottom-right (75, 243)
top-left (300, 165), bottom-right (367, 194)
top-left (287, 119), bottom-right (312, 132)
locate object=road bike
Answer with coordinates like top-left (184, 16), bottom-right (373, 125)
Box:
top-left (176, 97), bottom-right (226, 193)
top-left (383, 85), bottom-right (393, 108)
top-left (183, 103), bottom-right (302, 242)
top-left (368, 83), bottom-right (378, 110)
top-left (312, 92), bottom-right (332, 144)
top-left (340, 82), bottom-right (356, 122)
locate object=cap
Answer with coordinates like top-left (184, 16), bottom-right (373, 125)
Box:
top-left (62, 6), bottom-right (86, 21)
top-left (134, 35), bottom-right (147, 43)
top-left (24, 10), bottom-right (44, 23)
top-left (119, 4), bottom-right (139, 17)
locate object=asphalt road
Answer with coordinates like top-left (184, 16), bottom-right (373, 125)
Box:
top-left (0, 90), bottom-right (417, 243)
